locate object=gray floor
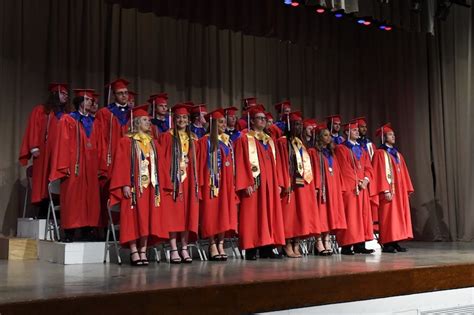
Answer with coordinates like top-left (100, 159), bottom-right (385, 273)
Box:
top-left (1, 241), bottom-right (473, 305)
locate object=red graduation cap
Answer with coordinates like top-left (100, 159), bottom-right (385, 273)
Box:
top-left (73, 89), bottom-right (95, 98)
top-left (131, 104), bottom-right (149, 118)
top-left (48, 83), bottom-right (68, 94)
top-left (303, 118), bottom-right (317, 128)
top-left (274, 100), bottom-right (292, 113)
top-left (353, 116), bottom-right (368, 127)
top-left (343, 120), bottom-right (359, 131)
top-left (148, 93), bottom-right (167, 105)
top-left (375, 122), bottom-right (394, 143)
top-left (107, 78), bottom-right (130, 91)
top-left (315, 121), bottom-right (328, 133)
top-left (224, 106), bottom-right (238, 116)
top-left (326, 114), bottom-right (342, 124)
top-left (242, 97), bottom-right (257, 108)
top-left (265, 112), bottom-right (274, 120)
top-left (172, 103), bottom-right (192, 115)
top-left (128, 91), bottom-right (138, 102)
top-left (205, 108), bottom-right (225, 120)
top-left (191, 104), bottom-right (207, 114)
top-left (289, 111), bottom-right (303, 122)
top-left (248, 105), bottom-right (266, 118)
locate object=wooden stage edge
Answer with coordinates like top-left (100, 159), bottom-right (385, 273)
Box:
top-left (1, 262), bottom-right (474, 315)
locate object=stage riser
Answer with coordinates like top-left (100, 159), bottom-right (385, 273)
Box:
top-left (17, 218), bottom-right (51, 240)
top-left (38, 241), bottom-right (107, 264)
top-left (0, 237), bottom-right (38, 260)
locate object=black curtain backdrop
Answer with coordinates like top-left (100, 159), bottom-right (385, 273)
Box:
top-left (0, 0), bottom-right (472, 241)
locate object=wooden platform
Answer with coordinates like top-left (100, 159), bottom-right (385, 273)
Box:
top-left (0, 242), bottom-right (474, 314)
top-left (0, 237), bottom-right (38, 260)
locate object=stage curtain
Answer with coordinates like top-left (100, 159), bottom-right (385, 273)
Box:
top-left (0, 0), bottom-right (472, 242)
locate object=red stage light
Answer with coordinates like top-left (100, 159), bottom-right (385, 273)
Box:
top-left (363, 21), bottom-right (371, 26)
top-left (384, 26), bottom-right (393, 31)
top-left (291, 1), bottom-right (299, 6)
top-left (316, 8), bottom-right (325, 13)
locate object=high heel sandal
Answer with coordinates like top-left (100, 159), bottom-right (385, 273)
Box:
top-left (324, 239), bottom-right (334, 256)
top-left (130, 251), bottom-right (144, 267)
top-left (139, 250), bottom-right (149, 266)
top-left (181, 247), bottom-right (193, 263)
top-left (217, 242), bottom-right (228, 261)
top-left (315, 239), bottom-right (331, 256)
top-left (208, 243), bottom-right (222, 261)
top-left (169, 249), bottom-right (182, 264)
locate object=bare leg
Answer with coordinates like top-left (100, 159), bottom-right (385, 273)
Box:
top-left (169, 232), bottom-right (181, 262)
top-left (138, 236), bottom-right (149, 264)
top-left (129, 240), bottom-right (142, 265)
top-left (293, 237), bottom-right (302, 257)
top-left (217, 233), bottom-right (227, 259)
top-left (284, 238), bottom-right (297, 258)
top-left (323, 233), bottom-right (333, 254)
top-left (180, 231), bottom-right (192, 262)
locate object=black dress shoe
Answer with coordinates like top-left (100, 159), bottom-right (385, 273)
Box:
top-left (393, 243), bottom-right (407, 252)
top-left (353, 243), bottom-right (375, 254)
top-left (259, 246), bottom-right (283, 259)
top-left (340, 246), bottom-right (354, 255)
top-left (245, 248), bottom-right (257, 260)
top-left (382, 245), bottom-right (397, 253)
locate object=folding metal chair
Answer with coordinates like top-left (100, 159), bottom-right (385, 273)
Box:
top-left (224, 236), bottom-right (244, 259)
top-left (330, 234), bottom-right (340, 254)
top-left (45, 180), bottom-right (61, 241)
top-left (22, 166), bottom-right (33, 218)
top-left (103, 202), bottom-right (122, 265)
top-left (104, 201), bottom-right (161, 265)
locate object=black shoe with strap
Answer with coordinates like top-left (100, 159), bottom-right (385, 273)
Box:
top-left (139, 251), bottom-right (149, 266)
top-left (208, 243), bottom-right (222, 261)
top-left (130, 251), bottom-right (144, 267)
top-left (169, 249), bottom-right (182, 264)
top-left (181, 247), bottom-right (193, 263)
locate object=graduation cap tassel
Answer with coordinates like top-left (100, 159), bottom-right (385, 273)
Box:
top-left (152, 100), bottom-right (156, 119)
top-left (107, 85), bottom-right (111, 106)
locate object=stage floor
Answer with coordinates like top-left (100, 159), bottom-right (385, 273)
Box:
top-left (1, 241), bottom-right (474, 314)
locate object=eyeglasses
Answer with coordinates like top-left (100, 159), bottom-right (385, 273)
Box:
top-left (254, 116), bottom-right (267, 121)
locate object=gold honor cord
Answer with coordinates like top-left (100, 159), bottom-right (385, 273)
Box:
top-left (107, 113), bottom-right (113, 167)
top-left (384, 150), bottom-right (395, 195)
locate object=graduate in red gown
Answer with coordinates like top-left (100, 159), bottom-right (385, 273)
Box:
top-left (149, 93), bottom-right (171, 138)
top-left (309, 122), bottom-right (347, 256)
top-left (197, 108), bottom-right (238, 261)
top-left (19, 83), bottom-right (69, 212)
top-left (372, 123), bottom-right (414, 253)
top-left (274, 101), bottom-right (292, 133)
top-left (95, 78), bottom-right (131, 179)
top-left (354, 117), bottom-right (379, 230)
top-left (50, 89), bottom-right (101, 242)
top-left (236, 97), bottom-right (257, 131)
top-left (302, 118), bottom-right (317, 149)
top-left (276, 111), bottom-right (318, 258)
top-left (109, 104), bottom-right (163, 266)
top-left (158, 103), bottom-right (200, 264)
top-left (234, 106), bottom-right (285, 260)
top-left (265, 112), bottom-right (283, 141)
top-left (334, 121), bottom-right (374, 255)
top-left (224, 106), bottom-right (241, 143)
top-left (190, 104), bottom-right (208, 139)
top-left (326, 115), bottom-right (345, 145)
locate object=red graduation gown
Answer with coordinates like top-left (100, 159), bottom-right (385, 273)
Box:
top-left (197, 135), bottom-right (238, 238)
top-left (234, 134), bottom-right (285, 250)
top-left (94, 107), bottom-right (130, 178)
top-left (276, 137), bottom-right (319, 239)
top-left (372, 149), bottom-right (414, 244)
top-left (19, 105), bottom-right (62, 203)
top-left (109, 136), bottom-right (164, 245)
top-left (309, 148), bottom-right (347, 233)
top-left (157, 131), bottom-right (200, 237)
top-left (49, 115), bottom-right (101, 229)
top-left (334, 144), bottom-right (374, 246)
top-left (267, 125), bottom-right (283, 142)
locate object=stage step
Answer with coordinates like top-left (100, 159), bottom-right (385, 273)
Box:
top-left (17, 218), bottom-right (51, 240)
top-left (0, 237), bottom-right (38, 260)
top-left (38, 240), bottom-right (108, 265)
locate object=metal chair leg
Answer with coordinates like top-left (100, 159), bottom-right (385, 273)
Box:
top-left (103, 227), bottom-right (110, 263)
